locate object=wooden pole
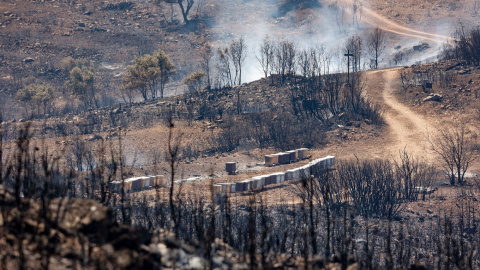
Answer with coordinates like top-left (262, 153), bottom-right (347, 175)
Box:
top-left (344, 50), bottom-right (354, 85)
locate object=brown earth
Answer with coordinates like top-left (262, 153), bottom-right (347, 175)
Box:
top-left (330, 0), bottom-right (452, 42)
top-left (367, 68), bottom-right (436, 161)
top-left (2, 184), bottom-right (364, 269)
top-left (0, 0), bottom-right (480, 202)
top-left (1, 1), bottom-right (480, 268)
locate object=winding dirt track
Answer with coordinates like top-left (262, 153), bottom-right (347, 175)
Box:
top-left (325, 0), bottom-right (445, 161)
top-left (365, 68), bottom-right (437, 162)
top-left (326, 0), bottom-right (451, 43)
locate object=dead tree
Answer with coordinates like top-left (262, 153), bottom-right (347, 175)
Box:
top-left (256, 35), bottom-right (275, 79)
top-left (367, 28), bottom-right (387, 69)
top-left (216, 47), bottom-right (233, 87)
top-left (200, 43), bottom-right (213, 89)
top-left (275, 40), bottom-right (296, 82)
top-left (345, 35), bottom-right (363, 72)
top-left (229, 37), bottom-right (247, 85)
top-left (394, 149), bottom-right (435, 201)
top-left (166, 116), bottom-right (183, 236)
top-left (157, 0), bottom-right (195, 24)
top-left (428, 124), bottom-right (476, 186)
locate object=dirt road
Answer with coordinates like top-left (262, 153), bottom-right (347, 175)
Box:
top-left (325, 0), bottom-right (450, 43)
top-left (324, 0), bottom-right (446, 161)
top-left (313, 68), bottom-right (438, 163)
top-left (365, 68), bottom-right (437, 163)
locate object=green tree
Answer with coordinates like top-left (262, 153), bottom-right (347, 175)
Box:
top-left (127, 54), bottom-right (159, 100)
top-left (122, 49), bottom-right (175, 101)
top-left (154, 49), bottom-right (176, 98)
top-left (16, 84), bottom-right (55, 115)
top-left (60, 56), bottom-right (88, 76)
top-left (184, 70), bottom-right (204, 93)
top-left (65, 63), bottom-right (97, 108)
top-left (122, 62), bottom-right (149, 101)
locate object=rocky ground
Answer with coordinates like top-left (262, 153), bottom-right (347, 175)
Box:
top-left (0, 184), bottom-right (367, 269)
top-left (1, 1), bottom-right (480, 267)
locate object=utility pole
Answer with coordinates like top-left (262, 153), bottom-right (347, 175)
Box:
top-left (344, 50), bottom-right (354, 85)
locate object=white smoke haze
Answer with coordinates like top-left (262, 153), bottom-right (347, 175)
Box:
top-left (206, 0), bottom-right (456, 83)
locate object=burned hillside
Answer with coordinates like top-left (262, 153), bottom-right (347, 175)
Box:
top-left (2, 0), bottom-right (480, 269)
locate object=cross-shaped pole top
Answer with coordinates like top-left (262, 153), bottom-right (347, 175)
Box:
top-left (344, 50), bottom-right (354, 84)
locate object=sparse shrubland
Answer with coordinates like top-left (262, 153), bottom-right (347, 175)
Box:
top-left (441, 25), bottom-right (480, 65)
top-left (4, 0), bottom-right (480, 268)
top-left (1, 123), bottom-right (479, 269)
top-left (15, 83), bottom-right (54, 117)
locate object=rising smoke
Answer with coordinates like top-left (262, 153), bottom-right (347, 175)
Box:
top-left (207, 0), bottom-right (456, 83)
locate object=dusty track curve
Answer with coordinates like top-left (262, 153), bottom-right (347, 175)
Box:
top-left (365, 68), bottom-right (436, 162)
top-left (326, 0), bottom-right (451, 43)
top-left (323, 0), bottom-right (446, 160)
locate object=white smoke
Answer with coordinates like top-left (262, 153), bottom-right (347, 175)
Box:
top-left (207, 0), bottom-right (456, 83)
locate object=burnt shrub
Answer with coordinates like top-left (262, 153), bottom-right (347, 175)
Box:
top-left (103, 2), bottom-right (134, 10)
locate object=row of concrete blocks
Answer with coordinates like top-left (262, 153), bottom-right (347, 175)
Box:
top-left (265, 148), bottom-right (309, 166)
top-left (110, 175), bottom-right (166, 193)
top-left (111, 175), bottom-right (206, 193)
top-left (175, 177), bottom-right (201, 184)
top-left (214, 156), bottom-right (335, 194)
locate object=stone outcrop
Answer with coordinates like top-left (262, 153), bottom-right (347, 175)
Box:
top-left (423, 93), bottom-right (443, 102)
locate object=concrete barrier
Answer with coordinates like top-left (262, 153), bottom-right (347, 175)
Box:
top-left (218, 183), bottom-right (231, 193)
top-left (284, 170), bottom-right (294, 181)
top-left (276, 172), bottom-right (286, 183)
top-left (127, 177), bottom-right (143, 191)
top-left (238, 180), bottom-right (248, 192)
top-left (298, 165), bottom-right (311, 179)
top-left (264, 148), bottom-right (310, 167)
top-left (251, 176), bottom-right (262, 189)
top-left (235, 181), bottom-right (244, 192)
top-left (259, 176), bottom-right (266, 187)
top-left (230, 183), bottom-right (236, 193)
top-left (263, 174), bottom-right (270, 185)
top-left (278, 152), bottom-right (290, 164)
top-left (244, 180), bottom-right (252, 191)
top-left (139, 176), bottom-right (151, 189)
top-left (298, 148), bottom-right (309, 159)
top-left (270, 173), bottom-right (280, 184)
top-left (214, 155), bottom-right (336, 195)
top-left (110, 174), bottom-right (169, 193)
top-left (272, 154), bottom-right (279, 165)
top-left (265, 155), bottom-right (274, 166)
top-left (152, 175), bottom-right (166, 186)
top-left (287, 150), bottom-right (298, 162)
top-left (270, 174), bottom-right (277, 185)
top-left (125, 181), bottom-right (132, 192)
top-left (214, 185), bottom-right (222, 194)
top-left (175, 177), bottom-right (201, 184)
top-left (109, 181), bottom-right (122, 193)
top-left (326, 156), bottom-right (335, 167)
top-left (144, 177), bottom-right (151, 188)
top-left (226, 162), bottom-right (236, 175)
top-left (251, 178), bottom-right (258, 189)
top-left (297, 149), bottom-right (304, 160)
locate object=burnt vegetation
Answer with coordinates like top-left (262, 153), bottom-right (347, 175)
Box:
top-left (0, 123), bottom-right (479, 269)
top-left (1, 0), bottom-right (480, 269)
top-left (441, 25), bottom-right (480, 66)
